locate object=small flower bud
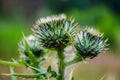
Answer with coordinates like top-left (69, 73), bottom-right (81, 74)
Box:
top-left (19, 35), bottom-right (44, 57)
top-left (74, 28), bottom-right (109, 59)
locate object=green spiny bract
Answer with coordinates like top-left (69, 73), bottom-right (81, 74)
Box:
top-left (74, 28), bottom-right (109, 59)
top-left (19, 35), bottom-right (44, 57)
top-left (32, 14), bottom-right (78, 50)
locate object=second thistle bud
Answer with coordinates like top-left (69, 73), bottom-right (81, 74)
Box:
top-left (74, 28), bottom-right (109, 59)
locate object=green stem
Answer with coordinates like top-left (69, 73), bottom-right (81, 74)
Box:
top-left (65, 56), bottom-right (82, 67)
top-left (10, 67), bottom-right (17, 80)
top-left (0, 60), bottom-right (22, 67)
top-left (57, 49), bottom-right (65, 80)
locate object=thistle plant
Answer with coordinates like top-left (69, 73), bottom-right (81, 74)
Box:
top-left (0, 14), bottom-right (108, 80)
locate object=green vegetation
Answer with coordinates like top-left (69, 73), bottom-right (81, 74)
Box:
top-left (0, 14), bottom-right (108, 80)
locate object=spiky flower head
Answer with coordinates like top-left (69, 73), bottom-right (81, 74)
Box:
top-left (19, 35), bottom-right (44, 57)
top-left (74, 28), bottom-right (109, 59)
top-left (33, 14), bottom-right (78, 50)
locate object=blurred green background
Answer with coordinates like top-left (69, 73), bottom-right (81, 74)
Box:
top-left (0, 0), bottom-right (120, 80)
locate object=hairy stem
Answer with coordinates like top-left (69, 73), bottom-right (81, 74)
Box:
top-left (57, 49), bottom-right (65, 80)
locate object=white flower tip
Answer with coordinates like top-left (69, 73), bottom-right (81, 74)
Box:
top-left (36, 14), bottom-right (67, 26)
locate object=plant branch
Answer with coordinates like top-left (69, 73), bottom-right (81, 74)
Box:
top-left (65, 56), bottom-right (83, 67)
top-left (0, 60), bottom-right (22, 67)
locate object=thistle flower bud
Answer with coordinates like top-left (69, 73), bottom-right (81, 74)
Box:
top-left (33, 14), bottom-right (78, 50)
top-left (19, 35), bottom-right (44, 57)
top-left (74, 28), bottom-right (109, 59)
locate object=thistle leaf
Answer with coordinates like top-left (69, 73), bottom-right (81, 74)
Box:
top-left (23, 36), bottom-right (37, 63)
top-left (12, 73), bottom-right (40, 78)
top-left (0, 60), bottom-right (22, 67)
